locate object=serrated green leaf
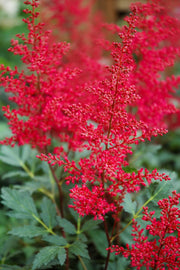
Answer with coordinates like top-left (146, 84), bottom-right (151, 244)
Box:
top-left (14, 182), bottom-right (42, 195)
top-left (57, 248), bottom-right (66, 266)
top-left (7, 211), bottom-right (33, 219)
top-left (0, 122), bottom-right (11, 139)
top-left (0, 236), bottom-right (18, 258)
top-left (32, 246), bottom-right (58, 270)
top-left (0, 145), bottom-right (21, 167)
top-left (40, 197), bottom-right (57, 228)
top-left (122, 193), bottom-right (137, 215)
top-left (0, 155), bottom-right (20, 167)
top-left (69, 240), bottom-right (90, 259)
top-left (0, 265), bottom-right (23, 270)
top-left (9, 225), bottom-right (47, 238)
top-left (88, 230), bottom-right (108, 257)
top-left (116, 256), bottom-right (130, 270)
top-left (21, 144), bottom-right (31, 162)
top-left (1, 188), bottom-right (39, 220)
top-left (69, 206), bottom-right (80, 220)
top-left (57, 216), bottom-right (76, 234)
top-left (148, 178), bottom-right (175, 202)
top-left (82, 219), bottom-right (102, 232)
top-left (77, 258), bottom-right (94, 270)
top-left (78, 233), bottom-right (88, 243)
top-left (119, 222), bottom-right (134, 246)
top-left (2, 171), bottom-right (28, 180)
top-left (43, 235), bottom-right (67, 246)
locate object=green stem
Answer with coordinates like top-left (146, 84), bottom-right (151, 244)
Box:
top-left (77, 215), bottom-right (81, 235)
top-left (20, 161), bottom-right (34, 178)
top-left (32, 214), bottom-right (56, 235)
top-left (49, 165), bottom-right (64, 218)
top-left (78, 256), bottom-right (88, 270)
top-left (48, 165), bottom-right (70, 270)
top-left (111, 187), bottom-right (163, 243)
top-left (104, 219), bottom-right (111, 270)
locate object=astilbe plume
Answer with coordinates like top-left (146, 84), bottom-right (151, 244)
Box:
top-left (0, 0), bottom-right (106, 150)
top-left (39, 3), bottom-right (171, 221)
top-left (131, 0), bottom-right (180, 128)
top-left (1, 0), bottom-right (180, 268)
top-left (41, 0), bottom-right (103, 58)
top-left (111, 191), bottom-right (180, 270)
top-left (39, 0), bottom-right (109, 141)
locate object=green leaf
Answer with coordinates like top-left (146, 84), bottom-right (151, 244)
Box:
top-left (0, 145), bottom-right (21, 167)
top-left (21, 144), bottom-right (32, 162)
top-left (57, 216), bottom-right (76, 234)
top-left (69, 240), bottom-right (90, 259)
top-left (78, 233), bottom-right (88, 243)
top-left (6, 211), bottom-right (33, 219)
top-left (0, 122), bottom-right (11, 139)
top-left (40, 197), bottom-right (57, 228)
top-left (1, 188), bottom-right (39, 220)
top-left (88, 230), bottom-right (108, 257)
top-left (9, 225), bottom-right (47, 238)
top-left (116, 256), bottom-right (130, 270)
top-left (69, 206), bottom-right (80, 220)
top-left (148, 177), bottom-right (175, 202)
top-left (82, 219), bottom-right (102, 232)
top-left (77, 258), bottom-right (94, 270)
top-left (122, 193), bottom-right (137, 215)
top-left (14, 182), bottom-right (42, 195)
top-left (2, 171), bottom-right (28, 180)
top-left (119, 222), bottom-right (134, 246)
top-left (122, 166), bottom-right (138, 174)
top-left (57, 248), bottom-right (66, 266)
top-left (43, 235), bottom-right (67, 246)
top-left (0, 236), bottom-right (18, 258)
top-left (32, 246), bottom-right (58, 270)
top-left (0, 265), bottom-right (23, 270)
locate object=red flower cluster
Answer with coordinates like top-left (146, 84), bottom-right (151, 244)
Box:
top-left (69, 184), bottom-right (116, 220)
top-left (1, 1), bottom-right (180, 267)
top-left (132, 0), bottom-right (180, 128)
top-left (38, 0), bottom-right (173, 221)
top-left (111, 191), bottom-right (180, 270)
top-left (1, 0), bottom-right (178, 220)
top-left (0, 0), bottom-right (105, 150)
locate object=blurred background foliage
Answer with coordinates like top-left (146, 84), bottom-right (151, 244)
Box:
top-left (0, 0), bottom-right (180, 269)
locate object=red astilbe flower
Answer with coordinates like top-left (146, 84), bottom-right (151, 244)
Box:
top-left (40, 0), bottom-right (108, 112)
top-left (0, 0), bottom-right (108, 151)
top-left (1, 0), bottom-right (178, 223)
top-left (132, 0), bottom-right (180, 129)
top-left (0, 0), bottom-right (92, 149)
top-left (111, 191), bottom-right (180, 270)
top-left (39, 4), bottom-right (171, 220)
top-left (0, 0), bottom-right (69, 148)
top-left (69, 184), bottom-right (116, 221)
top-left (41, 0), bottom-right (104, 59)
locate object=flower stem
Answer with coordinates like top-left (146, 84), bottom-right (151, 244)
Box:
top-left (49, 164), bottom-right (64, 218)
top-left (78, 256), bottom-right (88, 270)
top-left (48, 164), bottom-right (69, 269)
top-left (104, 219), bottom-right (111, 270)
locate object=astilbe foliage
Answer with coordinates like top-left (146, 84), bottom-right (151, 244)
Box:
top-left (1, 0), bottom-right (180, 269)
top-left (111, 191), bottom-right (180, 270)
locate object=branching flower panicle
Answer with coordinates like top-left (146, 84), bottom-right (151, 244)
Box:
top-left (111, 191), bottom-right (180, 270)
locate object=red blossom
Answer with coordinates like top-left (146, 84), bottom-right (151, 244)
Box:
top-left (1, 0), bottom-right (180, 254)
top-left (69, 184), bottom-right (116, 220)
top-left (111, 191), bottom-right (180, 270)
